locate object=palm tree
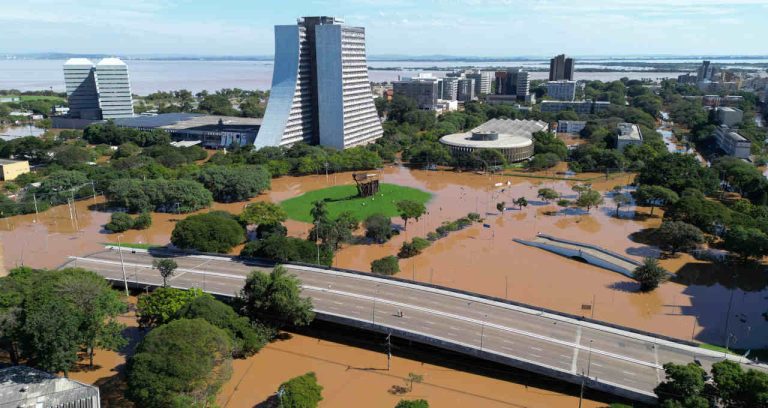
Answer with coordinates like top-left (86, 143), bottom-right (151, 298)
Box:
top-left (632, 258), bottom-right (668, 292)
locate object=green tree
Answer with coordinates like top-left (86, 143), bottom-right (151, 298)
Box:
top-left (174, 296), bottom-right (270, 358)
top-left (153, 259), bottom-right (178, 287)
top-left (654, 363), bottom-right (710, 408)
top-left (711, 360), bottom-right (768, 407)
top-left (239, 201), bottom-right (287, 227)
top-left (54, 268), bottom-right (127, 369)
top-left (633, 257), bottom-right (668, 292)
top-left (240, 235), bottom-right (333, 266)
top-left (395, 400), bottom-right (429, 408)
top-left (406, 372), bottom-right (424, 392)
top-left (136, 287), bottom-right (209, 328)
top-left (496, 201), bottom-right (506, 213)
top-left (396, 200), bottom-right (426, 231)
top-left (197, 165), bottom-right (271, 203)
top-left (364, 214), bottom-right (394, 243)
top-left (277, 372), bottom-right (323, 408)
top-left (723, 226), bottom-right (768, 261)
top-left (113, 142), bottom-right (142, 159)
top-left (371, 256), bottom-right (400, 275)
top-left (513, 197), bottom-right (528, 210)
top-left (105, 212), bottom-right (135, 233)
top-left (612, 192), bottom-right (631, 217)
top-left (575, 189), bottom-right (603, 212)
top-left (133, 212), bottom-right (153, 230)
top-left (171, 211), bottom-right (245, 253)
top-left (634, 185), bottom-right (680, 216)
top-left (127, 318), bottom-right (233, 407)
top-left (537, 188), bottom-right (559, 203)
top-left (241, 265), bottom-right (315, 328)
top-left (655, 221), bottom-right (705, 255)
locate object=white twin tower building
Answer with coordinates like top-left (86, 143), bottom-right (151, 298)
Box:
top-left (61, 16), bottom-right (382, 150)
top-left (63, 57), bottom-right (134, 120)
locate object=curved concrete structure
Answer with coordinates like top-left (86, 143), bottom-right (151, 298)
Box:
top-left (514, 234), bottom-right (642, 277)
top-left (256, 25), bottom-right (312, 148)
top-left (439, 119), bottom-right (547, 162)
top-left (65, 249), bottom-right (768, 404)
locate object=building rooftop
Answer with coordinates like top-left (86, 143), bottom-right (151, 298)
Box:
top-left (63, 58), bottom-right (94, 66)
top-left (0, 366), bottom-right (99, 407)
top-left (617, 123), bottom-right (643, 141)
top-left (440, 119), bottom-right (547, 149)
top-left (0, 159), bottom-right (27, 165)
top-left (112, 113), bottom-right (262, 132)
top-left (96, 57), bottom-right (126, 66)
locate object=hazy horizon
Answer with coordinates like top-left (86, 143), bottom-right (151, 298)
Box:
top-left (1, 0), bottom-right (765, 56)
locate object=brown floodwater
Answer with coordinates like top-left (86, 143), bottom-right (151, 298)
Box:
top-left (64, 299), bottom-right (609, 408)
top-left (1, 165), bottom-right (766, 351)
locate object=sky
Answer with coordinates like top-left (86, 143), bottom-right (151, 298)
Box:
top-left (0, 0), bottom-right (766, 57)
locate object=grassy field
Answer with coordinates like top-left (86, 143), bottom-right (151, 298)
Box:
top-left (0, 95), bottom-right (66, 103)
top-left (280, 183), bottom-right (432, 222)
top-left (103, 242), bottom-right (162, 250)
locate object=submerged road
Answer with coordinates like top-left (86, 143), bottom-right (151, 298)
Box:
top-left (63, 249), bottom-right (766, 403)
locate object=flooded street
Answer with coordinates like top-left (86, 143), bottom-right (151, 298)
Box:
top-left (2, 165), bottom-right (766, 351)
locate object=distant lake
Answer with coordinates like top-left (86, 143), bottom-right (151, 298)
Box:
top-left (0, 59), bottom-right (707, 95)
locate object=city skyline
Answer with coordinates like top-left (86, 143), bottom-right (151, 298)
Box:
top-left (1, 0), bottom-right (766, 56)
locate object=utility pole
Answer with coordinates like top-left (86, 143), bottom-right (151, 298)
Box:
top-left (91, 180), bottom-right (97, 200)
top-left (117, 235), bottom-right (129, 296)
top-left (385, 333), bottom-right (392, 371)
top-left (480, 314), bottom-right (487, 351)
top-left (32, 193), bottom-right (38, 216)
top-left (505, 276), bottom-right (508, 299)
top-left (579, 340), bottom-right (594, 408)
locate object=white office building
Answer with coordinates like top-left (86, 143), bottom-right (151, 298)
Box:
top-left (616, 123), bottom-right (643, 151)
top-left (95, 58), bottom-right (134, 119)
top-left (63, 58), bottom-right (101, 120)
top-left (546, 80), bottom-right (578, 101)
top-left (715, 125), bottom-right (751, 159)
top-left (466, 71), bottom-right (493, 96)
top-left (63, 57), bottom-right (134, 120)
top-left (258, 16), bottom-right (383, 150)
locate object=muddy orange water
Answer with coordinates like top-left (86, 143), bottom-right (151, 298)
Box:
top-left (1, 165), bottom-right (765, 352)
top-left (63, 298), bottom-right (609, 408)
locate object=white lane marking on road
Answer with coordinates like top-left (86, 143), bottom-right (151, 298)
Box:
top-left (530, 353), bottom-right (542, 359)
top-left (622, 370), bottom-right (636, 376)
top-left (654, 343), bottom-right (661, 383)
top-left (530, 346), bottom-right (543, 352)
top-left (592, 362), bottom-right (604, 368)
top-left (572, 326), bottom-right (582, 374)
top-left (171, 258), bottom-right (213, 281)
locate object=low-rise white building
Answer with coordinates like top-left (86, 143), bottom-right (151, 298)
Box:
top-left (616, 123), bottom-right (643, 151)
top-left (715, 125), bottom-right (751, 159)
top-left (715, 107), bottom-right (744, 127)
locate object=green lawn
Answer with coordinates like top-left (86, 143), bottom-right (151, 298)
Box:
top-left (103, 242), bottom-right (163, 250)
top-left (0, 95), bottom-right (66, 103)
top-left (280, 183), bottom-right (432, 223)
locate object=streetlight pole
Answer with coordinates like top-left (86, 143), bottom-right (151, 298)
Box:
top-left (579, 340), bottom-right (594, 408)
top-left (117, 235), bottom-right (129, 296)
top-left (480, 314), bottom-right (487, 351)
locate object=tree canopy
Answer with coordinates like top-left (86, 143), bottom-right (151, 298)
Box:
top-left (241, 265), bottom-right (315, 328)
top-left (171, 211), bottom-right (245, 253)
top-left (127, 318), bottom-right (233, 407)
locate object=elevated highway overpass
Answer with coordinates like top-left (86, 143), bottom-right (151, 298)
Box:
top-left (62, 249), bottom-right (765, 404)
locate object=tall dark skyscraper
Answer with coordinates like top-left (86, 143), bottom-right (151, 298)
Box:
top-left (549, 54), bottom-right (575, 81)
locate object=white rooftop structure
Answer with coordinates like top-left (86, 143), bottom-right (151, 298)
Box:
top-left (96, 57), bottom-right (127, 66)
top-left (0, 366), bottom-right (100, 408)
top-left (439, 119), bottom-right (548, 162)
